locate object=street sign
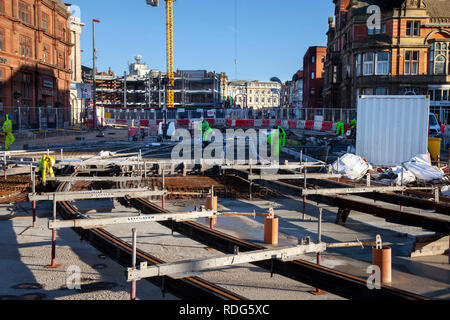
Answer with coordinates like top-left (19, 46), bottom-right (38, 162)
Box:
top-left (77, 83), bottom-right (92, 99)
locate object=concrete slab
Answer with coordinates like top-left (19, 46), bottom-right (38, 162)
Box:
top-left (205, 197), bottom-right (450, 299)
top-left (0, 202), bottom-right (177, 300)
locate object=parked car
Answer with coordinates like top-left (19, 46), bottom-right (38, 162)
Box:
top-left (429, 113), bottom-right (441, 137)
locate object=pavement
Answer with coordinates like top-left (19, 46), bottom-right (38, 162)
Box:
top-left (0, 201), bottom-right (176, 301)
top-left (10, 127), bottom-right (130, 151)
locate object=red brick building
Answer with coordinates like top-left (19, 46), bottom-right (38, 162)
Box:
top-left (323, 0), bottom-right (450, 111)
top-left (303, 46), bottom-right (327, 108)
top-left (0, 0), bottom-right (73, 128)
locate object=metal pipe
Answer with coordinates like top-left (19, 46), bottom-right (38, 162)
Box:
top-left (3, 154), bottom-right (7, 180)
top-left (93, 20), bottom-right (97, 130)
top-left (31, 165), bottom-right (36, 228)
top-left (318, 208), bottom-right (323, 243)
top-left (48, 194), bottom-right (57, 268)
top-left (312, 208), bottom-right (324, 295)
top-left (144, 161), bottom-right (147, 179)
top-left (162, 170), bottom-right (165, 209)
top-left (337, 156), bottom-right (340, 183)
top-left (131, 228), bottom-right (137, 301)
top-left (303, 168), bottom-right (307, 220)
top-left (249, 163), bottom-right (253, 200)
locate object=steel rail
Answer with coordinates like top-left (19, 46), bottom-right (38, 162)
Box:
top-left (307, 177), bottom-right (450, 216)
top-left (130, 197), bottom-right (429, 300)
top-left (231, 169), bottom-right (449, 233)
top-left (55, 174), bottom-right (246, 301)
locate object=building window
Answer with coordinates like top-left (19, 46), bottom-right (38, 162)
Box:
top-left (429, 42), bottom-right (448, 75)
top-left (310, 88), bottom-right (315, 97)
top-left (376, 52), bottom-right (389, 75)
top-left (312, 56), bottom-right (315, 64)
top-left (42, 13), bottom-right (49, 32)
top-left (19, 35), bottom-right (31, 57)
top-left (0, 69), bottom-right (3, 98)
top-left (362, 88), bottom-right (374, 95)
top-left (332, 65), bottom-right (338, 83)
top-left (376, 87), bottom-right (389, 95)
top-left (0, 29), bottom-right (4, 51)
top-left (356, 54), bottom-right (362, 76)
top-left (43, 44), bottom-right (50, 64)
top-left (311, 72), bottom-right (315, 80)
top-left (56, 22), bottom-right (67, 41)
top-left (406, 21), bottom-right (420, 37)
top-left (18, 1), bottom-right (31, 24)
top-left (381, 23), bottom-right (386, 33)
top-left (57, 51), bottom-right (65, 68)
top-left (404, 51), bottom-right (419, 75)
top-left (22, 73), bottom-right (31, 99)
top-left (363, 53), bottom-right (374, 75)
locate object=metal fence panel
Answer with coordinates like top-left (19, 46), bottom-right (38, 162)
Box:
top-left (356, 96), bottom-right (429, 166)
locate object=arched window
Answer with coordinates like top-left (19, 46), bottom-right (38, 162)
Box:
top-left (435, 55), bottom-right (446, 75)
top-left (429, 41), bottom-right (449, 75)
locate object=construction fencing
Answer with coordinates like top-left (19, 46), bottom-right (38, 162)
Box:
top-left (103, 108), bottom-right (357, 124)
top-left (0, 107), bottom-right (71, 131)
top-left (1, 105), bottom-right (449, 133)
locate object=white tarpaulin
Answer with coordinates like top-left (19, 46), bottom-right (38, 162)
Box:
top-left (332, 154), bottom-right (370, 181)
top-left (389, 166), bottom-right (417, 186)
top-left (403, 154), bottom-right (445, 182)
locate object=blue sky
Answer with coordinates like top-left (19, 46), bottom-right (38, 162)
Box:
top-left (71, 0), bottom-right (334, 82)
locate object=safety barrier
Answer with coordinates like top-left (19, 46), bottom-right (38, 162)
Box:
top-left (107, 116), bottom-right (351, 135)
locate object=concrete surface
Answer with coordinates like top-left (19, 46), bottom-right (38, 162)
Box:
top-left (1, 192), bottom-right (448, 300)
top-left (0, 201), bottom-right (176, 301)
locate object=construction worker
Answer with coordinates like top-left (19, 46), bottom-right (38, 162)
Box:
top-left (267, 126), bottom-right (286, 157)
top-left (38, 155), bottom-right (56, 185)
top-left (350, 118), bottom-right (357, 138)
top-left (199, 120), bottom-right (213, 147)
top-left (336, 121), bottom-right (345, 136)
top-left (2, 114), bottom-right (15, 151)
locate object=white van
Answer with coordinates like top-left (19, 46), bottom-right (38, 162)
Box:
top-left (429, 113), bottom-right (441, 137)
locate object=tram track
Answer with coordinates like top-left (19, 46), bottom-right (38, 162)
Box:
top-left (53, 168), bottom-right (433, 300)
top-left (130, 197), bottom-right (429, 300)
top-left (55, 171), bottom-right (247, 301)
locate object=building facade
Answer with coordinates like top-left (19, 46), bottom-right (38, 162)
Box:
top-left (85, 63), bottom-right (224, 109)
top-left (69, 6), bottom-right (84, 125)
top-left (0, 0), bottom-right (73, 129)
top-left (323, 0), bottom-right (450, 111)
top-left (303, 46), bottom-right (327, 108)
top-left (228, 80), bottom-right (282, 109)
top-left (291, 70), bottom-right (304, 108)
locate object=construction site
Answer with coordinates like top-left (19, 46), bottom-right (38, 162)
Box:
top-left (0, 0), bottom-right (449, 307)
top-left (0, 106), bottom-right (449, 302)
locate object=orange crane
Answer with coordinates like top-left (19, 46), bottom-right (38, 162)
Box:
top-left (147, 0), bottom-right (175, 109)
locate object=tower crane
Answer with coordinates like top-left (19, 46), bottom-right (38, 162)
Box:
top-left (146, 0), bottom-right (175, 109)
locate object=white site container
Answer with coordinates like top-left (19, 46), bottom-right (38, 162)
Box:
top-left (356, 95), bottom-right (429, 167)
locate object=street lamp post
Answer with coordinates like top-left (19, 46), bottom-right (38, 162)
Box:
top-left (92, 19), bottom-right (100, 130)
